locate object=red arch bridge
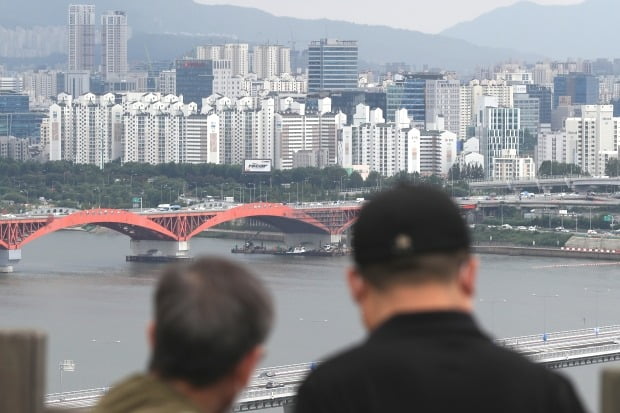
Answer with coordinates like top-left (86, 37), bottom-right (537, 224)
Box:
top-left (0, 202), bottom-right (477, 272)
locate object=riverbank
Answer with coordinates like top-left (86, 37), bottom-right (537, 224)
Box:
top-left (200, 229), bottom-right (285, 242)
top-left (473, 245), bottom-right (620, 261)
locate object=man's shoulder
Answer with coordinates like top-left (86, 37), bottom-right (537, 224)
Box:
top-left (93, 374), bottom-right (201, 413)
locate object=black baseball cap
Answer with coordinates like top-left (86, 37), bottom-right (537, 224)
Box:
top-left (352, 185), bottom-right (470, 269)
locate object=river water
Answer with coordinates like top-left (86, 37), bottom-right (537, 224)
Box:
top-left (1, 231), bottom-right (620, 412)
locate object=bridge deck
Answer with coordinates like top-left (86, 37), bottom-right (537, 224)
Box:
top-left (46, 325), bottom-right (620, 410)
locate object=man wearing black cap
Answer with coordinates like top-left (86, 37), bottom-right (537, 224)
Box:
top-left (295, 185), bottom-right (585, 413)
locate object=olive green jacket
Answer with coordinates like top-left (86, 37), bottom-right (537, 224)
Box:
top-left (93, 373), bottom-right (202, 413)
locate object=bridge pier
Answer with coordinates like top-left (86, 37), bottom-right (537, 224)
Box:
top-left (127, 240), bottom-right (190, 262)
top-left (283, 403), bottom-right (296, 413)
top-left (0, 249), bottom-right (21, 273)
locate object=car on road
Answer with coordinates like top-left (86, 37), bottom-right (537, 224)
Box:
top-left (500, 224), bottom-right (512, 230)
top-left (259, 370), bottom-right (276, 378)
top-left (587, 229), bottom-right (598, 235)
top-left (517, 226), bottom-right (528, 231)
top-left (266, 381), bottom-right (285, 389)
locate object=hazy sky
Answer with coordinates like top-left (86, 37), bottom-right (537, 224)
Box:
top-left (198, 0), bottom-right (583, 34)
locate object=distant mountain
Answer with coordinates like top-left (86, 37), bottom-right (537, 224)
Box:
top-left (442, 0), bottom-right (617, 58)
top-left (0, 0), bottom-right (538, 72)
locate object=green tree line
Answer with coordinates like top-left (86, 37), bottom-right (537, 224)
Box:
top-left (0, 159), bottom-right (464, 210)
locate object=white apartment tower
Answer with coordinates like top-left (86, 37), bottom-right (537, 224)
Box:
top-left (565, 105), bottom-right (620, 176)
top-left (536, 127), bottom-right (577, 169)
top-left (340, 105), bottom-right (421, 177)
top-left (224, 43), bottom-right (249, 77)
top-left (275, 98), bottom-right (343, 169)
top-left (419, 130), bottom-right (458, 176)
top-left (201, 95), bottom-right (276, 165)
top-left (68, 5), bottom-right (95, 71)
top-left (252, 45), bottom-right (291, 79)
top-left (460, 80), bottom-right (514, 139)
top-left (47, 93), bottom-right (123, 167)
top-left (425, 79), bottom-right (461, 137)
top-left (45, 93), bottom-right (220, 166)
top-left (157, 70), bottom-right (176, 95)
top-left (101, 11), bottom-right (128, 78)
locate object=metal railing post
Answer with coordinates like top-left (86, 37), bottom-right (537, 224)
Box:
top-left (0, 329), bottom-right (47, 413)
top-left (602, 368), bottom-right (620, 413)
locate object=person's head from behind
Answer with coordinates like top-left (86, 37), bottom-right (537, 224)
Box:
top-left (349, 185), bottom-right (477, 330)
top-left (148, 257), bottom-right (273, 410)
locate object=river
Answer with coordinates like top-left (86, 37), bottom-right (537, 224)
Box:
top-left (1, 230), bottom-right (619, 412)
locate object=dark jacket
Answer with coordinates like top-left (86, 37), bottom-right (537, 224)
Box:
top-left (92, 373), bottom-right (202, 413)
top-left (295, 312), bottom-right (586, 413)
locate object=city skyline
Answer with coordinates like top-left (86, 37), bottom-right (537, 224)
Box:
top-left (197, 0), bottom-right (582, 34)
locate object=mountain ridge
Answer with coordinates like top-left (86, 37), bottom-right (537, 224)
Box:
top-left (0, 0), bottom-right (539, 71)
top-left (441, 0), bottom-right (615, 58)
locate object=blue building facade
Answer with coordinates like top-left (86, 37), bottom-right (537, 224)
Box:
top-left (175, 59), bottom-right (213, 108)
top-left (0, 93), bottom-right (29, 113)
top-left (553, 73), bottom-right (599, 108)
top-left (308, 39), bottom-right (358, 93)
top-left (386, 73), bottom-right (443, 123)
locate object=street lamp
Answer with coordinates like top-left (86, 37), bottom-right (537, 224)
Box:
top-left (584, 287), bottom-right (611, 332)
top-left (247, 183), bottom-right (255, 203)
top-left (479, 298), bottom-right (507, 335)
top-left (532, 293), bottom-right (559, 341)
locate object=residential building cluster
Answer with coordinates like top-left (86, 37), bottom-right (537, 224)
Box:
top-left (2, 4), bottom-right (620, 181)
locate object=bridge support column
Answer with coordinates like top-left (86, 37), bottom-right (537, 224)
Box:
top-left (283, 403), bottom-right (296, 413)
top-left (330, 233), bottom-right (342, 244)
top-left (283, 233), bottom-right (331, 250)
top-left (127, 240), bottom-right (190, 262)
top-left (0, 249), bottom-right (21, 273)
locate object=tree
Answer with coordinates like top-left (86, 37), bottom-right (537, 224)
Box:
top-left (538, 161), bottom-right (584, 177)
top-left (606, 159), bottom-right (620, 177)
top-left (348, 171), bottom-right (364, 188)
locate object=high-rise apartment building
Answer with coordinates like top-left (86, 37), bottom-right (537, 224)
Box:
top-left (201, 96), bottom-right (275, 165)
top-left (157, 70), bottom-right (176, 95)
top-left (68, 5), bottom-right (95, 72)
top-left (47, 93), bottom-right (123, 167)
top-left (308, 39), bottom-right (358, 93)
top-left (425, 79), bottom-right (461, 136)
top-left (565, 105), bottom-right (619, 175)
top-left (252, 45), bottom-right (291, 79)
top-left (44, 92), bottom-right (220, 166)
top-left (536, 127), bottom-right (577, 169)
top-left (275, 98), bottom-right (345, 169)
top-left (340, 106), bottom-right (420, 177)
top-left (224, 44), bottom-right (249, 77)
top-left (459, 79), bottom-right (514, 139)
top-left (419, 129), bottom-right (458, 176)
top-left (22, 70), bottom-right (62, 106)
top-left (175, 59), bottom-right (213, 107)
top-left (101, 11), bottom-right (128, 78)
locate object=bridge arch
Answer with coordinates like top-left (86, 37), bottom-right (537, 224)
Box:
top-left (15, 209), bottom-right (178, 249)
top-left (186, 203), bottom-right (331, 240)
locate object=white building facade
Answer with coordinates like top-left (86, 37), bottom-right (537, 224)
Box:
top-left (565, 105), bottom-right (620, 176)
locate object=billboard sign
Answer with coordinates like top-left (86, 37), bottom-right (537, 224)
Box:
top-left (244, 159), bottom-right (272, 174)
